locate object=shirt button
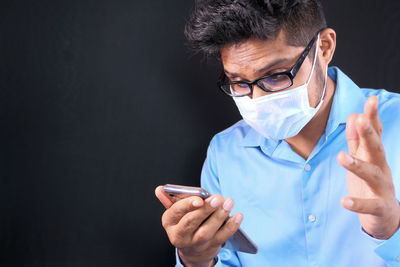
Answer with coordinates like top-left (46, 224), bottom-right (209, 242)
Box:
top-left (308, 214), bottom-right (316, 222)
top-left (304, 164), bottom-right (311, 171)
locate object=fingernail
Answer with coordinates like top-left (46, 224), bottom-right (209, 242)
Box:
top-left (234, 214), bottom-right (243, 224)
top-left (223, 199), bottom-right (233, 211)
top-left (344, 153), bottom-right (354, 165)
top-left (210, 197), bottom-right (221, 208)
top-left (192, 200), bottom-right (202, 207)
top-left (344, 199), bottom-right (354, 208)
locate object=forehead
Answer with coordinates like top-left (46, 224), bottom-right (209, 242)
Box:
top-left (220, 31), bottom-right (302, 78)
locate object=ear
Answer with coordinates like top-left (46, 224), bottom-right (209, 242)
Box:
top-left (319, 28), bottom-right (336, 65)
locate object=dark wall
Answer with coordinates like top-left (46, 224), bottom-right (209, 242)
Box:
top-left (0, 1), bottom-right (399, 266)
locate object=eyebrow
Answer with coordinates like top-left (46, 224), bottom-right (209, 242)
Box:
top-left (224, 57), bottom-right (293, 79)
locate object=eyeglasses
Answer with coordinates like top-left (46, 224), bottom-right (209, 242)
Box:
top-left (217, 29), bottom-right (325, 97)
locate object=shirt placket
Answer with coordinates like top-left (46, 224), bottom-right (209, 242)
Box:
top-left (301, 157), bottom-right (327, 267)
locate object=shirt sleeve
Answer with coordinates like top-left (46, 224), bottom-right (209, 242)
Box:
top-left (373, 227), bottom-right (400, 266)
top-left (361, 227), bottom-right (400, 266)
top-left (175, 247), bottom-right (241, 267)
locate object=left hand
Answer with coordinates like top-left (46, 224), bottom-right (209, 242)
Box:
top-left (337, 95), bottom-right (400, 239)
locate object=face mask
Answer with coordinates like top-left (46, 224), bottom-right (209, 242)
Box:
top-left (232, 35), bottom-right (327, 141)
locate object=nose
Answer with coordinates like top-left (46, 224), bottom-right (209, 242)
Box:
top-left (251, 85), bottom-right (269, 99)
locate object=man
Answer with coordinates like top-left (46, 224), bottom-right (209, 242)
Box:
top-left (155, 0), bottom-right (400, 266)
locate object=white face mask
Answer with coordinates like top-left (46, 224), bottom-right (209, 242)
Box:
top-left (232, 36), bottom-right (327, 141)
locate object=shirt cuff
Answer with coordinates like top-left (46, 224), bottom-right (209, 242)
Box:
top-left (175, 249), bottom-right (221, 267)
top-left (360, 227), bottom-right (386, 245)
top-left (361, 227), bottom-right (400, 266)
top-left (374, 227), bottom-right (400, 266)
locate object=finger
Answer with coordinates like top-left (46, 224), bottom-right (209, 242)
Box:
top-left (192, 198), bottom-right (234, 244)
top-left (155, 186), bottom-right (174, 209)
top-left (162, 196), bottom-right (205, 227)
top-left (355, 114), bottom-right (387, 167)
top-left (346, 113), bottom-right (359, 156)
top-left (177, 195), bottom-right (225, 237)
top-left (337, 151), bottom-right (385, 194)
top-left (364, 95), bottom-right (383, 137)
top-left (341, 196), bottom-right (384, 216)
top-left (214, 213), bottom-right (243, 245)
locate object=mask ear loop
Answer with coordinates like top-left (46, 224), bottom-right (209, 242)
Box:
top-left (305, 34), bottom-right (320, 86)
top-left (314, 65), bottom-right (328, 111)
top-left (308, 33), bottom-right (328, 110)
top-left (320, 66), bottom-right (328, 102)
top-left (310, 34), bottom-right (328, 110)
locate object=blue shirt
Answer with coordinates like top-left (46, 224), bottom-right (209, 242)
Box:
top-left (176, 67), bottom-right (400, 267)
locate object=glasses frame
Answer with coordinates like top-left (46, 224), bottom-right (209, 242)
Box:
top-left (217, 28), bottom-right (326, 97)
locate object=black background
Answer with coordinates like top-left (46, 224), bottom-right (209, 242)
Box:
top-left (0, 1), bottom-right (399, 266)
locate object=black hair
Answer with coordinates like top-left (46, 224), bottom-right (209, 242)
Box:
top-left (184, 0), bottom-right (327, 58)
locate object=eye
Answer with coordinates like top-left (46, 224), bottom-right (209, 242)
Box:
top-left (268, 74), bottom-right (287, 83)
top-left (258, 74), bottom-right (292, 90)
top-left (236, 83), bottom-right (248, 88)
top-left (230, 83), bottom-right (250, 94)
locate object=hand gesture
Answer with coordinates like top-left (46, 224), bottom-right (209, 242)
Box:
top-left (337, 95), bottom-right (400, 239)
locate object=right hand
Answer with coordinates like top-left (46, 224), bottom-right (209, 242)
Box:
top-left (155, 186), bottom-right (243, 267)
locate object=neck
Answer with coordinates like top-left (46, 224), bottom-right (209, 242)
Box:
top-left (285, 76), bottom-right (336, 160)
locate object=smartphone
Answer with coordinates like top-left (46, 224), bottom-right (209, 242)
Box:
top-left (163, 184), bottom-right (258, 254)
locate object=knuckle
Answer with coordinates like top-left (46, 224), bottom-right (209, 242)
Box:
top-left (194, 228), bottom-right (211, 243)
top-left (217, 213), bottom-right (230, 224)
top-left (169, 235), bottom-right (178, 247)
top-left (161, 212), bottom-right (170, 229)
top-left (178, 199), bottom-right (194, 212)
top-left (221, 219), bottom-right (237, 235)
top-left (372, 165), bottom-right (382, 180)
top-left (177, 202), bottom-right (195, 216)
top-left (378, 127), bottom-right (383, 136)
top-left (215, 225), bottom-right (236, 245)
top-left (181, 213), bottom-right (197, 229)
top-left (374, 200), bottom-right (385, 215)
top-left (374, 141), bottom-right (385, 153)
top-left (377, 121), bottom-right (383, 135)
top-left (228, 220), bottom-right (240, 232)
top-left (168, 231), bottom-right (180, 247)
top-left (168, 229), bottom-right (186, 248)
top-left (214, 236), bottom-right (225, 245)
top-left (214, 233), bottom-right (229, 245)
top-left (366, 126), bottom-right (374, 136)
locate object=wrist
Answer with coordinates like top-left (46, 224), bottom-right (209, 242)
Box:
top-left (178, 249), bottom-right (216, 267)
top-left (365, 222), bottom-right (399, 240)
top-left (365, 205), bottom-right (400, 240)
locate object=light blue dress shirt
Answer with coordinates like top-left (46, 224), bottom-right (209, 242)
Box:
top-left (176, 67), bottom-right (400, 267)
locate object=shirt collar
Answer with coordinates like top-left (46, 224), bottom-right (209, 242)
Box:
top-left (324, 66), bottom-right (366, 136)
top-left (240, 66), bottom-right (367, 153)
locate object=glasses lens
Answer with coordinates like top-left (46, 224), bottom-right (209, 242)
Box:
top-left (230, 83), bottom-right (251, 96)
top-left (257, 74), bottom-right (292, 91)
